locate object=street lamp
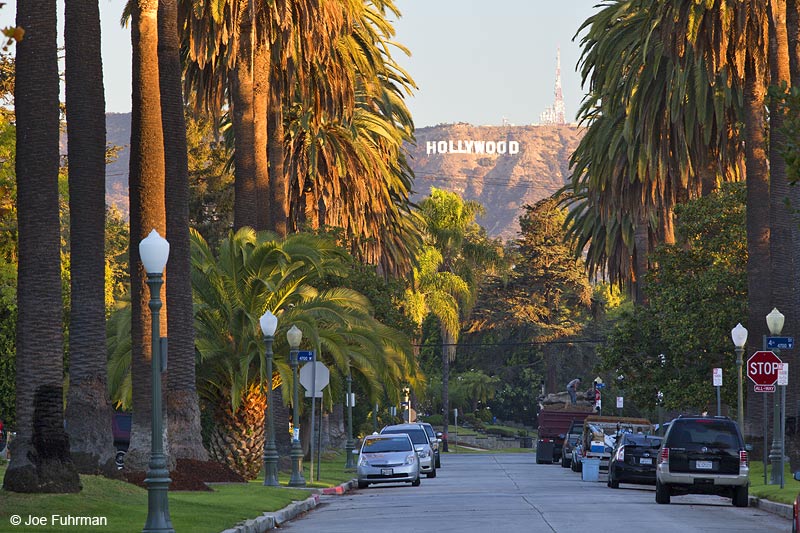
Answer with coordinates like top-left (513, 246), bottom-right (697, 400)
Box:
top-left (766, 308), bottom-right (785, 485)
top-left (286, 325), bottom-right (306, 487)
top-left (259, 311), bottom-right (279, 486)
top-left (139, 229), bottom-right (174, 533)
top-left (730, 323), bottom-right (748, 434)
top-left (344, 371), bottom-right (355, 470)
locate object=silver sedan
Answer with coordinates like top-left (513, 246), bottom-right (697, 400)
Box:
top-left (357, 434), bottom-right (421, 489)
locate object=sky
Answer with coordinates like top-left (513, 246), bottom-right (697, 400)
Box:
top-left (3, 0), bottom-right (599, 128)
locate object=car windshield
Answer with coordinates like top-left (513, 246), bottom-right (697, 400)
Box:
top-left (362, 437), bottom-right (412, 453)
top-left (383, 428), bottom-right (428, 445)
top-left (422, 425), bottom-right (435, 439)
top-left (668, 421), bottom-right (740, 448)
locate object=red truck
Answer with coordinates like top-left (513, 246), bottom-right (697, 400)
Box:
top-left (535, 407), bottom-right (593, 464)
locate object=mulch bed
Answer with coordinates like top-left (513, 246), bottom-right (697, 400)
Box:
top-left (124, 458), bottom-right (246, 491)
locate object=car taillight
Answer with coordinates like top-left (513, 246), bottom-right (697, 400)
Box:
top-left (615, 446), bottom-right (625, 462)
top-left (659, 447), bottom-right (669, 464)
top-left (739, 450), bottom-right (748, 467)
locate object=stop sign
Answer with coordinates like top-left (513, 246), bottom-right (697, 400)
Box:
top-left (747, 351), bottom-right (783, 386)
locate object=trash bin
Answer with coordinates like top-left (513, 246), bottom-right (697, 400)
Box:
top-left (581, 457), bottom-right (600, 482)
top-left (520, 436), bottom-right (533, 448)
top-left (536, 440), bottom-right (554, 464)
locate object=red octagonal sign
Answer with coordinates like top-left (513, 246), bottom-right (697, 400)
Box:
top-left (747, 350), bottom-right (783, 386)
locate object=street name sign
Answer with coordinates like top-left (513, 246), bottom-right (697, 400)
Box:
top-left (297, 350), bottom-right (315, 362)
top-left (767, 336), bottom-right (794, 350)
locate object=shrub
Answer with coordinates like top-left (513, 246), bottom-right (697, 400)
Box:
top-left (421, 414), bottom-right (443, 426)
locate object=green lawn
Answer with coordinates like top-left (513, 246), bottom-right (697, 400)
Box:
top-left (0, 454), bottom-right (354, 533)
top-left (749, 460), bottom-right (800, 505)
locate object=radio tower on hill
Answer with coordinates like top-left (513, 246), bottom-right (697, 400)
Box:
top-left (539, 47), bottom-right (566, 125)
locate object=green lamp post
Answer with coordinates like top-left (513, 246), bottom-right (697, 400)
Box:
top-left (260, 310), bottom-right (280, 486)
top-left (139, 229), bottom-right (174, 533)
top-left (287, 325), bottom-right (306, 487)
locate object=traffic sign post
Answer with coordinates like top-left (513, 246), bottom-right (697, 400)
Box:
top-left (779, 363), bottom-right (789, 489)
top-left (713, 368), bottom-right (722, 416)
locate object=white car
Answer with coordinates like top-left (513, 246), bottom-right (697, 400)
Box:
top-left (357, 433), bottom-right (421, 489)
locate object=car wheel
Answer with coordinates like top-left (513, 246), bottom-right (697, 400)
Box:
top-left (412, 477), bottom-right (421, 487)
top-left (115, 450), bottom-right (126, 470)
top-left (561, 455), bottom-right (570, 468)
top-left (427, 466), bottom-right (437, 478)
top-left (655, 480), bottom-right (670, 504)
top-left (435, 454), bottom-right (441, 468)
top-left (607, 470), bottom-right (619, 489)
top-left (732, 484), bottom-right (748, 507)
top-left (357, 480), bottom-right (369, 489)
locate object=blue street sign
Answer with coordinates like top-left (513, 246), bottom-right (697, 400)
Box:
top-left (767, 337), bottom-right (794, 350)
top-left (595, 383), bottom-right (606, 389)
top-left (297, 350), bottom-right (315, 362)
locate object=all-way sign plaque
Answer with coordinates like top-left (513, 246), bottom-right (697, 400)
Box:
top-left (754, 384), bottom-right (776, 393)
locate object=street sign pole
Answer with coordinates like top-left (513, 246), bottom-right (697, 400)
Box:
top-left (778, 363), bottom-right (789, 489)
top-left (309, 350), bottom-right (317, 482)
top-left (763, 335), bottom-right (768, 486)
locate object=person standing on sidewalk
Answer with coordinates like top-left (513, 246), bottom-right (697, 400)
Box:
top-left (566, 378), bottom-right (582, 404)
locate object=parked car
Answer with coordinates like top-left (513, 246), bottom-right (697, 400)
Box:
top-left (793, 472), bottom-right (800, 533)
top-left (570, 441), bottom-right (584, 472)
top-left (357, 433), bottom-right (421, 489)
top-left (419, 422), bottom-right (442, 468)
top-left (381, 423), bottom-right (436, 477)
top-left (607, 433), bottom-right (662, 488)
top-left (560, 420), bottom-right (584, 469)
top-left (655, 415), bottom-right (749, 506)
top-left (112, 411), bottom-right (132, 469)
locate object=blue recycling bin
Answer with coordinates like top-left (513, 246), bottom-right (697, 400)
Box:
top-left (581, 457), bottom-right (600, 482)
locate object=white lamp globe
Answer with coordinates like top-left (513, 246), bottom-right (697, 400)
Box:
top-left (139, 229), bottom-right (170, 274)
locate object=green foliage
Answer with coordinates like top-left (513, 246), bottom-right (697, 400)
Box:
top-left (598, 182), bottom-right (747, 412)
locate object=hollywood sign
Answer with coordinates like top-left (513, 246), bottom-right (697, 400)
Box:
top-left (426, 140), bottom-right (520, 155)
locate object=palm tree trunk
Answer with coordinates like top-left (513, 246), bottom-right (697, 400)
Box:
top-left (126, 0), bottom-right (168, 472)
top-left (268, 34), bottom-right (289, 237)
top-left (632, 211), bottom-right (649, 305)
top-left (232, 1), bottom-right (257, 231)
top-left (158, 0), bottom-right (209, 462)
top-left (743, 46), bottom-right (772, 442)
top-left (253, 40), bottom-right (270, 231)
top-left (441, 327), bottom-right (453, 441)
top-left (4, 0), bottom-right (80, 493)
top-left (64, 0), bottom-right (116, 475)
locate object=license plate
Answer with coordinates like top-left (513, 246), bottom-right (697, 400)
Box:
top-left (695, 460), bottom-right (713, 470)
top-left (381, 468), bottom-right (393, 476)
top-left (639, 457), bottom-right (652, 465)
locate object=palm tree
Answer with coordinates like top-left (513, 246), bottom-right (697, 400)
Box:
top-left (191, 228), bottom-right (415, 477)
top-left (3, 0), bottom-right (80, 492)
top-left (158, 0), bottom-right (209, 462)
top-left (413, 188), bottom-right (504, 440)
top-left (125, 0), bottom-right (168, 472)
top-left (63, 0), bottom-right (117, 475)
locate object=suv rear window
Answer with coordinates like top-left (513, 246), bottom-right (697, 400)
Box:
top-left (667, 420), bottom-right (740, 449)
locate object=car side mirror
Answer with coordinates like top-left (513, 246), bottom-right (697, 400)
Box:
top-left (436, 432), bottom-right (443, 439)
top-left (745, 444), bottom-right (753, 452)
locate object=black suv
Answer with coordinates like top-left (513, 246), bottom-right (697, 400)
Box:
top-left (655, 415), bottom-right (749, 507)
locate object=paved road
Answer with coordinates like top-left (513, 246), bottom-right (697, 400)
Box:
top-left (282, 453), bottom-right (790, 533)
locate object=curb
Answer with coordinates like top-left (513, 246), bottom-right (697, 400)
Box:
top-left (220, 480), bottom-right (356, 533)
top-left (749, 495), bottom-right (793, 520)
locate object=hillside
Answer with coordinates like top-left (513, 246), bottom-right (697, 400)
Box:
top-left (407, 123), bottom-right (583, 240)
top-left (94, 115), bottom-right (583, 241)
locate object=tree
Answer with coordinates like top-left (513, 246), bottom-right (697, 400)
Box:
top-left (4, 0), bottom-right (80, 492)
top-left (159, 0), bottom-right (209, 462)
top-left (63, 0), bottom-right (116, 475)
top-left (414, 188), bottom-right (504, 440)
top-left (125, 0), bottom-right (168, 472)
